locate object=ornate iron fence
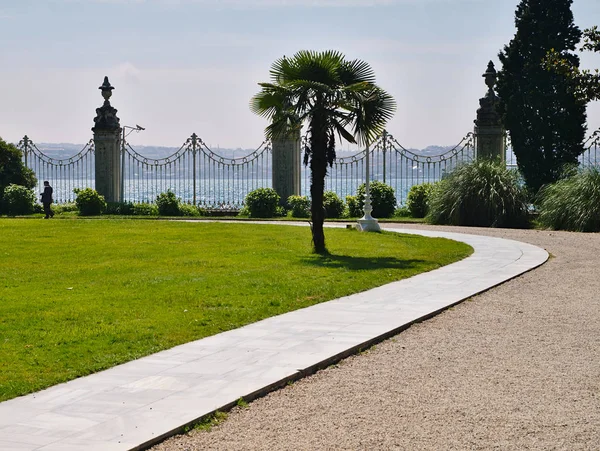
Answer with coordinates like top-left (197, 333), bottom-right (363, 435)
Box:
top-left (504, 127), bottom-right (600, 170)
top-left (307, 131), bottom-right (475, 205)
top-left (18, 127), bottom-right (600, 208)
top-left (121, 133), bottom-right (272, 208)
top-left (17, 136), bottom-right (95, 203)
top-left (581, 128), bottom-right (600, 168)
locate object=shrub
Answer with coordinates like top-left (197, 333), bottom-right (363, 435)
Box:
top-left (393, 206), bottom-right (411, 217)
top-left (74, 188), bottom-right (106, 216)
top-left (156, 190), bottom-right (181, 216)
top-left (244, 188), bottom-right (280, 218)
top-left (1, 184), bottom-right (36, 215)
top-left (323, 191), bottom-right (345, 219)
top-left (237, 206), bottom-right (250, 217)
top-left (406, 183), bottom-right (435, 218)
top-left (536, 167), bottom-right (600, 232)
top-left (427, 160), bottom-right (529, 228)
top-left (105, 202), bottom-right (135, 215)
top-left (356, 181), bottom-right (397, 218)
top-left (287, 195), bottom-right (310, 218)
top-left (345, 195), bottom-right (362, 218)
top-left (132, 203), bottom-right (159, 216)
top-left (275, 205), bottom-right (286, 217)
top-left (53, 202), bottom-right (77, 214)
top-left (179, 203), bottom-right (201, 217)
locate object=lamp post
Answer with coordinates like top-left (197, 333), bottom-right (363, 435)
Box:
top-left (120, 124), bottom-right (145, 202)
top-left (357, 140), bottom-right (381, 232)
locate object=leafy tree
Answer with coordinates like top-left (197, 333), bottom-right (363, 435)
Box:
top-left (0, 137), bottom-right (36, 208)
top-left (545, 26), bottom-right (600, 102)
top-left (496, 0), bottom-right (587, 193)
top-left (251, 50), bottom-right (395, 253)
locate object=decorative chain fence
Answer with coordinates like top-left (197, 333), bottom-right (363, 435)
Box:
top-left (18, 127), bottom-right (600, 208)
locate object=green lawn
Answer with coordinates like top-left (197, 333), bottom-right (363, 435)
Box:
top-left (0, 219), bottom-right (472, 401)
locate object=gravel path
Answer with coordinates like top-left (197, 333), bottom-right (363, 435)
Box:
top-left (152, 226), bottom-right (600, 451)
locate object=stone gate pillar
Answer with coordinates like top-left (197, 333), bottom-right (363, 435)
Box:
top-left (272, 128), bottom-right (302, 204)
top-left (474, 61), bottom-right (505, 162)
top-left (92, 76), bottom-right (122, 202)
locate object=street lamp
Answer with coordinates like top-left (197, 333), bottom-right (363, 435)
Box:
top-left (120, 124), bottom-right (145, 202)
top-left (357, 140), bottom-right (381, 232)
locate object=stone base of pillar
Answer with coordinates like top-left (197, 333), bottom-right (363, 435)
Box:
top-left (272, 130), bottom-right (302, 205)
top-left (474, 125), bottom-right (505, 162)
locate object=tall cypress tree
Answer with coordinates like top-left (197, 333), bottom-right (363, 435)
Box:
top-left (496, 0), bottom-right (587, 193)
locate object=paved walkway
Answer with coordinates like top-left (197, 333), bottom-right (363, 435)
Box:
top-left (0, 228), bottom-right (548, 451)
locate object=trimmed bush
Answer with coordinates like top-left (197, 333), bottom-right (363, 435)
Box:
top-left (287, 195), bottom-right (310, 218)
top-left (53, 202), bottom-right (77, 214)
top-left (105, 202), bottom-right (135, 215)
top-left (323, 191), bottom-right (345, 219)
top-left (179, 203), bottom-right (201, 217)
top-left (345, 195), bottom-right (362, 218)
top-left (74, 188), bottom-right (106, 216)
top-left (132, 203), bottom-right (158, 216)
top-left (393, 206), bottom-right (411, 217)
top-left (244, 188), bottom-right (280, 218)
top-left (356, 181), bottom-right (397, 218)
top-left (156, 190), bottom-right (181, 216)
top-left (427, 160), bottom-right (529, 228)
top-left (238, 206), bottom-right (250, 217)
top-left (406, 183), bottom-right (435, 218)
top-left (1, 184), bottom-right (36, 215)
top-left (537, 167), bottom-right (600, 232)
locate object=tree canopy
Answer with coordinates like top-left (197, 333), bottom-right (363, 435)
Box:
top-left (251, 50), bottom-right (396, 253)
top-left (545, 26), bottom-right (600, 103)
top-left (496, 0), bottom-right (587, 193)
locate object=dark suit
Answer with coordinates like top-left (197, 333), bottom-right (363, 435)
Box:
top-left (41, 185), bottom-right (54, 218)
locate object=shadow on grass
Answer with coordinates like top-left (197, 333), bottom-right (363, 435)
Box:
top-left (301, 253), bottom-right (427, 271)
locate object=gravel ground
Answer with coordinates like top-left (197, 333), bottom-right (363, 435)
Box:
top-left (152, 225), bottom-right (600, 451)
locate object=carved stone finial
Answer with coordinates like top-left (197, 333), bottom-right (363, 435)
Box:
top-left (93, 77), bottom-right (120, 132)
top-left (483, 61), bottom-right (497, 94)
top-left (99, 76), bottom-right (114, 102)
top-left (474, 61), bottom-right (501, 127)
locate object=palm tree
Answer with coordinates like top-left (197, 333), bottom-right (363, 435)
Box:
top-left (251, 50), bottom-right (396, 253)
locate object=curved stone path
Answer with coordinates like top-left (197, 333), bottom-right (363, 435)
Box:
top-left (0, 226), bottom-right (551, 450)
top-left (153, 225), bottom-right (600, 451)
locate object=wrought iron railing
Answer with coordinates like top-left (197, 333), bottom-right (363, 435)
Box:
top-left (305, 131), bottom-right (475, 205)
top-left (18, 127), bottom-right (600, 208)
top-left (17, 136), bottom-right (95, 203)
top-left (121, 133), bottom-right (271, 208)
top-left (581, 128), bottom-right (600, 168)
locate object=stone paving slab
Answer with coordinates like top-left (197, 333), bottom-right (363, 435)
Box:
top-left (0, 227), bottom-right (548, 451)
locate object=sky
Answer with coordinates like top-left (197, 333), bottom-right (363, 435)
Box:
top-left (1, 0), bottom-right (599, 150)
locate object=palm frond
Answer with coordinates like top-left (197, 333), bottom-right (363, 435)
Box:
top-left (338, 59), bottom-right (377, 85)
top-left (351, 87), bottom-right (396, 145)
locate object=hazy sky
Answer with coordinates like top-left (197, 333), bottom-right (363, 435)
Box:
top-left (1, 0), bottom-right (599, 150)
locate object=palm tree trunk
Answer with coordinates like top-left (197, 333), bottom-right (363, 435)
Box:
top-left (310, 128), bottom-right (328, 254)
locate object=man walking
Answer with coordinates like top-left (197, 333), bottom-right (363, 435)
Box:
top-left (41, 181), bottom-right (54, 219)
